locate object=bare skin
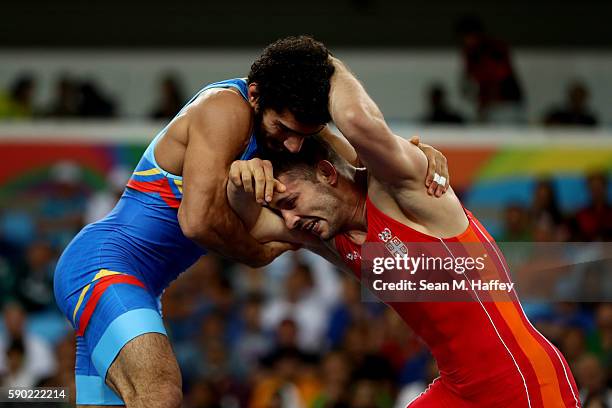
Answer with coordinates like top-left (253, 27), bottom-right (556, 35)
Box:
top-left (91, 62), bottom-right (451, 407)
top-left (77, 334), bottom-right (181, 408)
top-left (165, 86), bottom-right (307, 267)
top-left (225, 58), bottom-right (465, 263)
top-left (154, 81), bottom-right (449, 264)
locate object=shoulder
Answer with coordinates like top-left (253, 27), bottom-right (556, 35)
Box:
top-left (185, 87), bottom-right (252, 128)
top-left (182, 87), bottom-right (253, 150)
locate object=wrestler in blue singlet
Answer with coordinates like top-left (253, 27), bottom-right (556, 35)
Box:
top-left (53, 78), bottom-right (258, 405)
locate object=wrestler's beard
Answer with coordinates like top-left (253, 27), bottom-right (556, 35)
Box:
top-left (253, 110), bottom-right (285, 153)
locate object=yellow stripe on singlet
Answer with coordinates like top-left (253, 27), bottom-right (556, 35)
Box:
top-left (133, 168), bottom-right (162, 176)
top-left (174, 179), bottom-right (183, 193)
top-left (71, 269), bottom-right (124, 323)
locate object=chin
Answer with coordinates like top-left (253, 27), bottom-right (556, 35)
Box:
top-left (319, 225), bottom-right (333, 241)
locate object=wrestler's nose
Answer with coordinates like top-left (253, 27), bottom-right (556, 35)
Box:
top-left (284, 135), bottom-right (304, 153)
top-left (282, 211), bottom-right (301, 230)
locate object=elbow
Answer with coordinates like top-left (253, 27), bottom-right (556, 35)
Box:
top-left (178, 208), bottom-right (217, 244)
top-left (180, 220), bottom-right (207, 243)
top-left (340, 106), bottom-right (387, 139)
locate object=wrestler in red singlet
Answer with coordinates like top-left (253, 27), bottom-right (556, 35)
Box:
top-left (335, 197), bottom-right (581, 408)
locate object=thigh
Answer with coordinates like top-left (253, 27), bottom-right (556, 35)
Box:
top-left (68, 272), bottom-right (167, 405)
top-left (105, 332), bottom-right (181, 400)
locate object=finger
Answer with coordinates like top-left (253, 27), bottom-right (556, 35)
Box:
top-left (426, 159), bottom-right (436, 188)
top-left (240, 161), bottom-right (253, 194)
top-left (436, 161), bottom-right (448, 196)
top-left (262, 160), bottom-right (275, 202)
top-left (428, 172), bottom-right (440, 195)
top-left (274, 179), bottom-right (286, 193)
top-left (435, 181), bottom-right (446, 197)
top-left (251, 161), bottom-right (266, 203)
top-left (409, 135), bottom-right (421, 146)
top-left (229, 162), bottom-right (242, 187)
top-left (428, 180), bottom-right (438, 196)
top-left (440, 160), bottom-right (450, 192)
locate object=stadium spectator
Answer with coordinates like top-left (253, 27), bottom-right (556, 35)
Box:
top-left (13, 240), bottom-right (57, 312)
top-left (46, 75), bottom-right (80, 118)
top-left (456, 16), bottom-right (524, 123)
top-left (500, 204), bottom-right (532, 242)
top-left (0, 303), bottom-right (57, 386)
top-left (311, 351), bottom-right (352, 408)
top-left (327, 274), bottom-right (381, 348)
top-left (545, 81), bottom-right (599, 126)
top-left (561, 326), bottom-right (589, 367)
top-left (77, 80), bottom-right (117, 117)
top-left (38, 161), bottom-right (88, 249)
top-left (230, 293), bottom-right (272, 379)
top-left (38, 334), bottom-right (76, 405)
top-left (532, 178), bottom-right (563, 226)
top-left (150, 74), bottom-right (185, 119)
top-left (84, 166), bottom-right (131, 224)
top-left (571, 172), bottom-right (612, 241)
top-left (575, 354), bottom-right (612, 407)
top-left (184, 378), bottom-right (222, 408)
top-left (0, 338), bottom-right (35, 388)
top-left (593, 304), bottom-right (612, 363)
top-left (261, 261), bottom-right (340, 351)
top-left (0, 74), bottom-right (37, 119)
top-left (421, 83), bottom-right (464, 124)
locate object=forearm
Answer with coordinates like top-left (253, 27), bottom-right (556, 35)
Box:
top-left (229, 176), bottom-right (348, 270)
top-left (227, 178), bottom-right (263, 232)
top-left (318, 126), bottom-right (360, 166)
top-left (179, 196), bottom-right (272, 267)
top-left (328, 57), bottom-right (391, 142)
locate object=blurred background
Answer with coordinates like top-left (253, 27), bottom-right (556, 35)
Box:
top-left (0, 1), bottom-right (611, 407)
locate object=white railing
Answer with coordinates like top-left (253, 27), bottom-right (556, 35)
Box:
top-left (0, 121), bottom-right (610, 147)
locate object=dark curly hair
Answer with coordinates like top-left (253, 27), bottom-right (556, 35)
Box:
top-left (248, 36), bottom-right (334, 125)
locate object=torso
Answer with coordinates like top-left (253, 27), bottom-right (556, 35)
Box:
top-left (155, 86), bottom-right (251, 177)
top-left (333, 193), bottom-right (580, 405)
top-left (84, 78), bottom-right (257, 294)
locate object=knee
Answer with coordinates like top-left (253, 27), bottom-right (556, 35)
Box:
top-left (123, 379), bottom-right (182, 408)
top-left (152, 382), bottom-right (182, 408)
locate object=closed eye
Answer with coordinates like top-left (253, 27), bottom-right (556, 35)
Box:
top-left (276, 195), bottom-right (298, 210)
top-left (285, 197), bottom-right (297, 209)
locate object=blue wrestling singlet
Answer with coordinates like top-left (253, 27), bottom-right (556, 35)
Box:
top-left (53, 78), bottom-right (258, 405)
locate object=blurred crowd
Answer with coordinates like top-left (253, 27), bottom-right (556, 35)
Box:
top-left (421, 16), bottom-right (600, 126)
top-left (0, 157), bottom-right (610, 407)
top-left (500, 172), bottom-right (612, 243)
top-left (0, 73), bottom-right (183, 121)
top-left (0, 17), bottom-right (603, 126)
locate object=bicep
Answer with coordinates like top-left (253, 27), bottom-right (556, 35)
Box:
top-left (349, 128), bottom-right (428, 187)
top-left (179, 92), bottom-right (251, 232)
top-left (328, 62), bottom-right (424, 184)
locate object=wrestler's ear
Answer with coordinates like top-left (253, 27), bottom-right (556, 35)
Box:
top-left (316, 160), bottom-right (338, 186)
top-left (248, 83), bottom-right (259, 107)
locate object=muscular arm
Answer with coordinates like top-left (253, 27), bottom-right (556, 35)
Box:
top-left (328, 57), bottom-right (428, 186)
top-left (318, 126), bottom-right (449, 196)
top-left (317, 126), bottom-right (359, 166)
top-left (178, 90), bottom-right (289, 267)
top-left (226, 172), bottom-right (348, 270)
